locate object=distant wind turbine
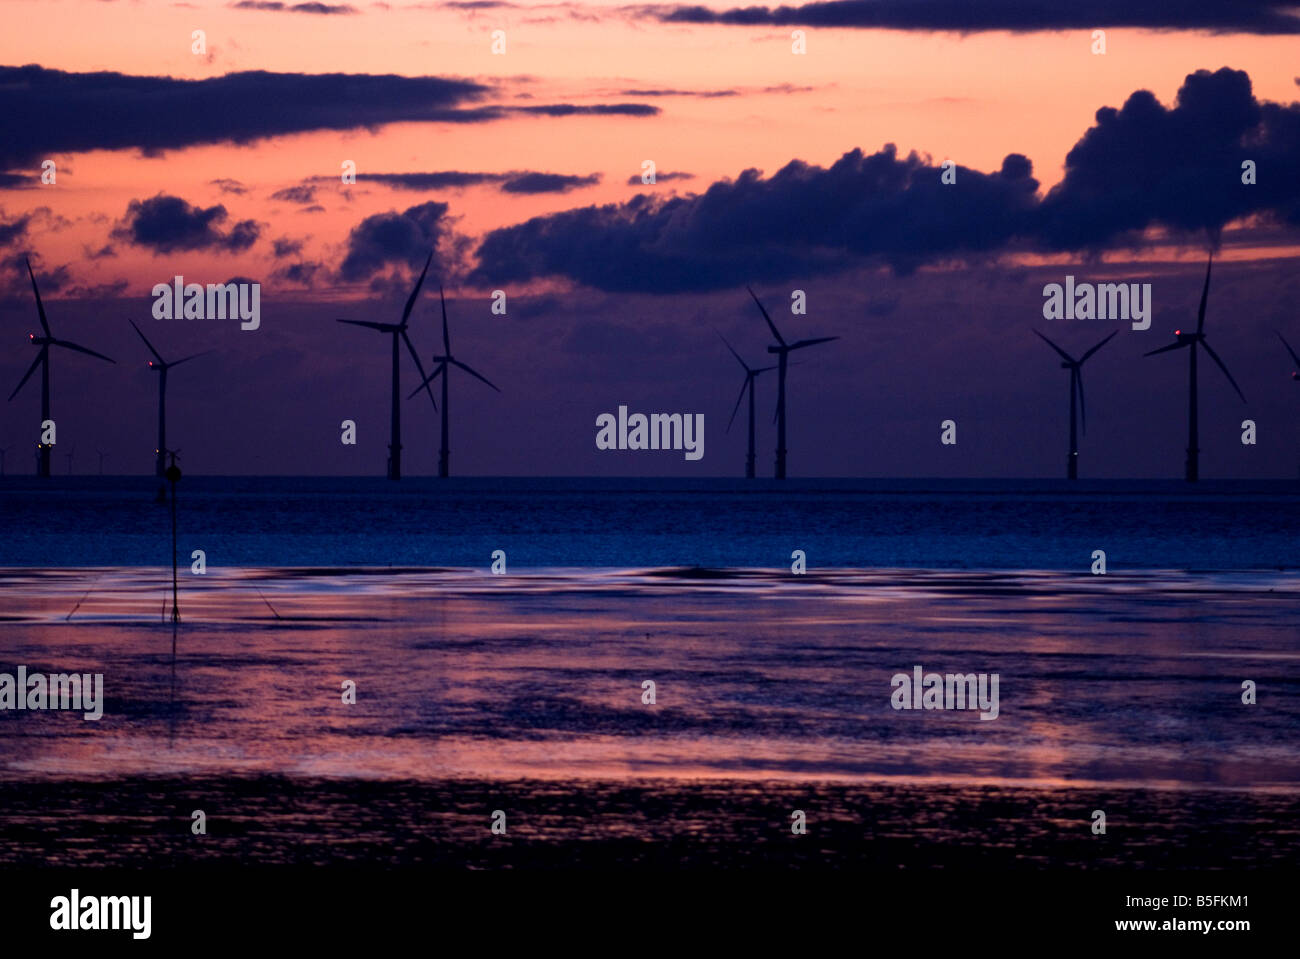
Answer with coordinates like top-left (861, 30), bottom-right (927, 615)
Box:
top-left (129, 320), bottom-right (210, 477)
top-left (336, 252), bottom-right (439, 480)
top-left (1032, 329), bottom-right (1117, 479)
top-left (96, 449), bottom-right (107, 475)
top-left (8, 257), bottom-right (115, 478)
top-left (1277, 331), bottom-right (1300, 382)
top-left (65, 445), bottom-right (75, 475)
top-left (0, 447), bottom-right (9, 476)
top-left (747, 287), bottom-right (838, 479)
top-left (717, 331), bottom-right (776, 479)
top-left (1143, 253), bottom-right (1246, 482)
top-left (408, 286), bottom-right (500, 477)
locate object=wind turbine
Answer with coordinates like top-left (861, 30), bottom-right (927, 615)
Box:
top-left (1143, 253), bottom-right (1246, 482)
top-left (336, 252), bottom-right (439, 480)
top-left (1277, 331), bottom-right (1300, 382)
top-left (0, 447), bottom-right (9, 476)
top-left (1032, 329), bottom-right (1117, 479)
top-left (8, 257), bottom-right (115, 478)
top-left (65, 445), bottom-right (75, 475)
top-left (129, 320), bottom-right (210, 477)
top-left (747, 287), bottom-right (838, 479)
top-left (96, 449), bottom-right (107, 475)
top-left (408, 286), bottom-right (500, 478)
top-left (717, 331), bottom-right (776, 478)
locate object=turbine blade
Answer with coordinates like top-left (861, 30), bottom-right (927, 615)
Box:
top-left (1200, 339), bottom-right (1247, 403)
top-left (715, 329), bottom-right (750, 373)
top-left (400, 251), bottom-right (433, 328)
top-left (440, 285), bottom-right (451, 355)
top-left (8, 349), bottom-right (44, 401)
top-left (1196, 252), bottom-right (1212, 335)
top-left (337, 319), bottom-right (392, 332)
top-left (51, 339), bottom-right (114, 363)
top-left (401, 330), bottom-right (439, 409)
top-left (1080, 329), bottom-right (1119, 363)
top-left (1143, 341), bottom-right (1187, 357)
top-left (1032, 328), bottom-right (1074, 364)
top-left (169, 350), bottom-right (213, 368)
top-left (451, 358), bottom-right (500, 392)
top-left (726, 376), bottom-right (748, 433)
top-left (747, 286), bottom-right (786, 346)
top-left (406, 361), bottom-right (445, 399)
top-left (26, 258), bottom-right (50, 336)
top-left (1277, 330), bottom-right (1300, 368)
top-left (128, 319), bottom-right (165, 364)
top-left (789, 336), bottom-right (839, 350)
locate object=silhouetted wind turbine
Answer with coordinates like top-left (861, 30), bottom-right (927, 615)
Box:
top-left (336, 252), bottom-right (439, 480)
top-left (717, 331), bottom-right (776, 479)
top-left (129, 320), bottom-right (210, 478)
top-left (65, 445), bottom-right (75, 475)
top-left (1143, 253), bottom-right (1246, 482)
top-left (747, 287), bottom-right (838, 479)
top-left (0, 447), bottom-right (9, 476)
top-left (96, 449), bottom-right (107, 475)
top-left (1277, 331), bottom-right (1300, 382)
top-left (8, 258), bottom-right (115, 478)
top-left (408, 286), bottom-right (500, 477)
top-left (1032, 329), bottom-right (1117, 479)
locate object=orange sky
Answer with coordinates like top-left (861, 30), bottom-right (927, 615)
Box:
top-left (3, 0), bottom-right (1299, 296)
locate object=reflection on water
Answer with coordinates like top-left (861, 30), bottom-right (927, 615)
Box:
top-left (0, 566), bottom-right (1297, 792)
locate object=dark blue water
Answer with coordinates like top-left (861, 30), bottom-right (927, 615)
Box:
top-left (2, 477), bottom-right (1297, 569)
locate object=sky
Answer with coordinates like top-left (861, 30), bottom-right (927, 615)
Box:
top-left (1, 0), bottom-right (1299, 477)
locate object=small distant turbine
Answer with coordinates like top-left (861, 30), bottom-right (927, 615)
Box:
top-left (717, 331), bottom-right (776, 479)
top-left (336, 252), bottom-right (439, 480)
top-left (408, 286), bottom-right (500, 478)
top-left (129, 320), bottom-right (210, 478)
top-left (1143, 253), bottom-right (1246, 482)
top-left (1032, 329), bottom-right (1117, 479)
top-left (8, 258), bottom-right (115, 477)
top-left (747, 287), bottom-right (838, 479)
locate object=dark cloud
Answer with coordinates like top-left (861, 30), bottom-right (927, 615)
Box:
top-left (0, 66), bottom-right (485, 171)
top-left (501, 172), bottom-right (601, 193)
top-left (270, 185), bottom-right (319, 204)
top-left (475, 68), bottom-right (1300, 292)
top-left (625, 171), bottom-right (694, 185)
top-left (111, 194), bottom-right (262, 254)
top-left (1038, 67), bottom-right (1300, 246)
top-left (210, 178), bottom-right (249, 195)
top-left (339, 201), bottom-right (454, 282)
top-left (620, 88), bottom-right (739, 98)
top-left (0, 173), bottom-right (37, 190)
top-left (646, 0), bottom-right (1300, 33)
top-left (274, 261), bottom-right (324, 286)
top-left (308, 170), bottom-right (601, 193)
top-left (231, 2), bottom-right (359, 12)
top-left (0, 213), bottom-right (31, 247)
top-left (273, 237), bottom-right (306, 258)
top-left (473, 146), bottom-right (1039, 291)
top-left (0, 67), bottom-right (657, 174)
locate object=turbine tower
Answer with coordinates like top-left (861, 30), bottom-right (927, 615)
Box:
top-left (747, 286), bottom-right (838, 479)
top-left (129, 320), bottom-right (210, 477)
top-left (1143, 253), bottom-right (1246, 482)
top-left (408, 286), bottom-right (500, 478)
top-left (717, 331), bottom-right (775, 479)
top-left (336, 252), bottom-right (439, 480)
top-left (8, 258), bottom-right (115, 478)
top-left (1032, 329), bottom-right (1117, 479)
